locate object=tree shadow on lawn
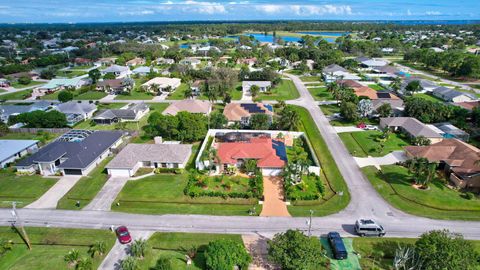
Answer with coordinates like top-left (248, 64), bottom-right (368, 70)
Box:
top-left (377, 170), bottom-right (413, 188)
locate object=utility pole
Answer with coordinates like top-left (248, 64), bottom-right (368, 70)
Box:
top-left (306, 209), bottom-right (314, 236)
top-left (11, 202), bottom-right (32, 250)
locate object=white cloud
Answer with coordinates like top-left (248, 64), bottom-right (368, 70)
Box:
top-left (255, 4), bottom-right (283, 14)
top-left (255, 4), bottom-right (352, 16)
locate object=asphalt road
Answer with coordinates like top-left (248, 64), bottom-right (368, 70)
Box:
top-left (1, 73), bottom-right (480, 240)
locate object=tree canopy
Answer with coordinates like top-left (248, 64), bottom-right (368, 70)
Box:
top-left (204, 239), bottom-right (251, 270)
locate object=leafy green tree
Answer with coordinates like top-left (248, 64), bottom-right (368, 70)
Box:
top-left (415, 230), bottom-right (479, 270)
top-left (58, 90), bottom-right (74, 102)
top-left (88, 69), bottom-right (101, 84)
top-left (268, 230), bottom-right (325, 270)
top-left (277, 106), bottom-right (300, 131)
top-left (243, 159), bottom-right (257, 174)
top-left (103, 73), bottom-right (116, 80)
top-left (0, 122), bottom-right (8, 136)
top-left (183, 86), bottom-right (194, 99)
top-left (340, 102), bottom-right (359, 122)
top-left (405, 80), bottom-right (422, 95)
top-left (130, 239), bottom-right (147, 259)
top-left (13, 110), bottom-right (67, 128)
top-left (377, 103), bottom-right (393, 117)
top-left (40, 68), bottom-right (57, 80)
top-left (209, 111), bottom-right (227, 129)
top-left (411, 136), bottom-right (431, 146)
top-left (250, 113), bottom-right (270, 130)
top-left (18, 75), bottom-right (32, 85)
top-left (204, 239), bottom-right (252, 270)
top-left (249, 85), bottom-right (260, 99)
top-left (120, 256), bottom-right (138, 270)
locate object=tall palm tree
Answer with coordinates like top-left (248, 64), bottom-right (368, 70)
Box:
top-left (279, 107), bottom-right (300, 131)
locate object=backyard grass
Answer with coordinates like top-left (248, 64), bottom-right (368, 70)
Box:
top-left (338, 131), bottom-right (410, 157)
top-left (287, 106), bottom-right (350, 217)
top-left (319, 104), bottom-right (340, 116)
top-left (414, 93), bottom-right (444, 103)
top-left (0, 131), bottom-right (59, 144)
top-left (138, 232), bottom-right (244, 270)
top-left (111, 173), bottom-right (261, 216)
top-left (367, 84), bottom-right (384, 91)
top-left (362, 165), bottom-right (480, 220)
top-left (0, 227), bottom-right (116, 270)
top-left (257, 79), bottom-right (299, 100)
top-left (0, 170), bottom-right (57, 208)
top-left (308, 86), bottom-right (333, 101)
top-left (56, 157), bottom-right (112, 210)
top-left (0, 89), bottom-right (32, 100)
top-left (11, 80), bottom-right (44, 89)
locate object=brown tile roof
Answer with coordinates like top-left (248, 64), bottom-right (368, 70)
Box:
top-left (162, 100), bottom-right (212, 116)
top-left (223, 103), bottom-right (273, 122)
top-left (454, 101), bottom-right (480, 111)
top-left (405, 139), bottom-right (480, 176)
top-left (338, 79), bottom-right (363, 88)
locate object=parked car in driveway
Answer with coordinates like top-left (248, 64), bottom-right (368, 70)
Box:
top-left (355, 219), bottom-right (385, 237)
top-left (327, 232), bottom-right (348, 260)
top-left (115, 226), bottom-right (132, 244)
top-left (364, 125), bottom-right (378, 130)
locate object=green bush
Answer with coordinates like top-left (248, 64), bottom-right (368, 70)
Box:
top-left (464, 192), bottom-right (475, 200)
top-left (154, 168), bottom-right (183, 174)
top-left (205, 239), bottom-right (251, 270)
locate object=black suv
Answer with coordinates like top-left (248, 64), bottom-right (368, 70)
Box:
top-left (327, 232), bottom-right (348, 260)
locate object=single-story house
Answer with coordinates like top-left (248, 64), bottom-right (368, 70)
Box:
top-left (106, 142), bottom-right (192, 177)
top-left (400, 78), bottom-right (437, 94)
top-left (0, 140), bottom-right (39, 168)
top-left (92, 103), bottom-right (149, 124)
top-left (372, 99), bottom-right (404, 116)
top-left (432, 86), bottom-right (475, 103)
top-left (102, 65), bottom-right (131, 78)
top-left (126, 57), bottom-right (145, 67)
top-left (237, 58), bottom-right (257, 66)
top-left (217, 137), bottom-right (287, 176)
top-left (380, 117), bottom-right (443, 143)
top-left (454, 101), bottom-right (480, 111)
top-left (132, 66), bottom-right (158, 76)
top-left (155, 58), bottom-right (175, 65)
top-left (36, 77), bottom-right (88, 93)
top-left (96, 78), bottom-right (134, 94)
top-left (322, 64), bottom-right (360, 83)
top-left (404, 139), bottom-right (480, 190)
top-left (16, 130), bottom-right (123, 176)
top-left (162, 100), bottom-right (212, 116)
top-left (179, 57), bottom-right (201, 68)
top-left (223, 103), bottom-right (274, 126)
top-left (359, 58), bottom-right (389, 68)
top-left (95, 57), bottom-right (117, 66)
top-left (53, 101), bottom-right (97, 125)
top-left (242, 81), bottom-right (272, 93)
top-left (142, 77), bottom-right (181, 93)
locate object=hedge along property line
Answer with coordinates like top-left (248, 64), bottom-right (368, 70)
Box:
top-left (290, 105), bottom-right (350, 207)
top-left (115, 200), bottom-right (255, 206)
top-left (376, 168), bottom-right (480, 213)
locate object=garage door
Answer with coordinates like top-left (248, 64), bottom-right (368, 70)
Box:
top-left (262, 168), bottom-right (282, 176)
top-left (63, 169), bottom-right (83, 175)
top-left (108, 169), bottom-right (132, 177)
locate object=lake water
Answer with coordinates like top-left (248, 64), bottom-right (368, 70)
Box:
top-left (297, 31), bottom-right (349, 37)
top-left (226, 32), bottom-right (345, 44)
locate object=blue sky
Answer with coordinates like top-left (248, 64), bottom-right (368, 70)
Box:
top-left (0, 0), bottom-right (479, 23)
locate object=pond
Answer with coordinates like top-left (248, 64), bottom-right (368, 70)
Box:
top-left (226, 33), bottom-right (302, 44)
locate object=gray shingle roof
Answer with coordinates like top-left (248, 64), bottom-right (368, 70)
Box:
top-left (54, 101), bottom-right (97, 115)
top-left (432, 86), bottom-right (474, 101)
top-left (322, 64), bottom-right (347, 73)
top-left (380, 117), bottom-right (442, 138)
top-left (106, 143), bottom-right (192, 169)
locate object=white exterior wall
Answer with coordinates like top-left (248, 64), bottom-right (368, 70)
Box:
top-left (261, 168), bottom-right (283, 176)
top-left (108, 168), bottom-right (134, 177)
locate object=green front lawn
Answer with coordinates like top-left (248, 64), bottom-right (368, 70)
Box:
top-left (115, 90), bottom-right (154, 100)
top-left (112, 174), bottom-right (260, 216)
top-left (319, 104), bottom-right (340, 116)
top-left (11, 80), bottom-right (44, 89)
top-left (362, 165), bottom-right (480, 220)
top-left (0, 89), bottom-right (32, 100)
top-left (56, 157), bottom-right (112, 210)
top-left (165, 83), bottom-right (190, 100)
top-left (138, 232), bottom-right (244, 270)
top-left (338, 131), bottom-right (410, 157)
top-left (257, 79), bottom-right (299, 100)
top-left (300, 76), bottom-right (322, 82)
top-left (0, 170), bottom-right (57, 208)
top-left (0, 227), bottom-right (116, 270)
top-left (288, 106), bottom-right (350, 217)
top-left (414, 93), bottom-right (444, 103)
top-left (308, 87), bottom-right (333, 101)
top-left (41, 90), bottom-right (106, 100)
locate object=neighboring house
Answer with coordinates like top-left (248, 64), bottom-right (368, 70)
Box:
top-left (372, 99), bottom-right (404, 116)
top-left (400, 77), bottom-right (437, 94)
top-left (179, 57), bottom-right (201, 68)
top-left (96, 78), bottom-right (134, 94)
top-left (102, 65), bottom-right (131, 78)
top-left (163, 100), bottom-right (212, 116)
top-left (380, 117), bottom-right (443, 143)
top-left (432, 86), bottom-right (474, 103)
top-left (142, 77), bottom-right (181, 93)
top-left (16, 130), bottom-right (123, 176)
top-left (53, 101), bottom-right (97, 125)
top-left (95, 57), bottom-right (117, 66)
top-left (237, 57), bottom-right (257, 66)
top-left (106, 142), bottom-right (192, 177)
top-left (371, 65), bottom-right (400, 76)
top-left (6, 71), bottom-right (39, 82)
top-left (0, 101), bottom-right (54, 123)
top-left (454, 100), bottom-right (480, 111)
top-left (155, 58), bottom-right (175, 65)
top-left (92, 103), bottom-right (149, 124)
top-left (191, 80), bottom-right (205, 96)
top-left (0, 140), bottom-right (39, 168)
top-left (223, 103), bottom-right (274, 126)
top-left (126, 57), bottom-right (145, 67)
top-left (132, 66), bottom-right (158, 76)
top-left (432, 122), bottom-right (470, 141)
top-left (359, 58), bottom-right (389, 68)
top-left (74, 57), bottom-right (92, 66)
top-left (404, 139), bottom-right (480, 190)
top-left (322, 64), bottom-right (360, 83)
top-left (36, 77), bottom-right (88, 93)
top-left (242, 81), bottom-right (272, 93)
top-left (217, 137), bottom-right (287, 176)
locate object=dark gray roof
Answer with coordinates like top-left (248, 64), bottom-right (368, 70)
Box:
top-left (93, 103), bottom-right (148, 120)
top-left (16, 130), bottom-right (122, 170)
top-left (54, 101), bottom-right (97, 115)
top-left (432, 86), bottom-right (474, 100)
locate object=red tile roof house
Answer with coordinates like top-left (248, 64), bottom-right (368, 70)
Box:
top-left (217, 137), bottom-right (287, 176)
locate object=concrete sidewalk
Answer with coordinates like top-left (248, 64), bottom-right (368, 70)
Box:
top-left (99, 230), bottom-right (154, 270)
top-left (354, 150), bottom-right (407, 169)
top-left (84, 177), bottom-right (129, 211)
top-left (334, 126), bottom-right (366, 133)
top-left (25, 175), bottom-right (82, 209)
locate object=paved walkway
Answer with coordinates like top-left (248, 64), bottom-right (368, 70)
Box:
top-left (25, 175), bottom-right (82, 209)
top-left (100, 94), bottom-right (117, 102)
top-left (84, 177), bottom-right (129, 211)
top-left (242, 234), bottom-right (278, 270)
top-left (99, 230), bottom-right (154, 270)
top-left (333, 126), bottom-right (365, 133)
top-left (260, 177), bottom-right (290, 217)
top-left (354, 150), bottom-right (407, 169)
top-left (241, 89), bottom-right (253, 101)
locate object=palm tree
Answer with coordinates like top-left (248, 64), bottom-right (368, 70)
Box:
top-left (423, 163), bottom-right (438, 188)
top-left (184, 86), bottom-right (194, 99)
top-left (76, 257), bottom-right (92, 270)
top-left (88, 241), bottom-right (106, 258)
top-left (278, 107), bottom-right (300, 131)
top-left (206, 148), bottom-right (219, 174)
top-left (326, 81), bottom-right (339, 100)
top-left (120, 256), bottom-right (138, 270)
top-left (64, 249), bottom-right (80, 267)
top-left (130, 239), bottom-right (147, 259)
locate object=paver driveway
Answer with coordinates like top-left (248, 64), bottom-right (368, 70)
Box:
top-left (260, 177), bottom-right (290, 217)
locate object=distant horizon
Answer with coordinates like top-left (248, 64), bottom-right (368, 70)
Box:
top-left (1, 1), bottom-right (479, 24)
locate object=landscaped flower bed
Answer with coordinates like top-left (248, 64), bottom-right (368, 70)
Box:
top-left (285, 174), bottom-right (325, 201)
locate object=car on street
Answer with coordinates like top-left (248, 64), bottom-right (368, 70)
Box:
top-left (327, 232), bottom-right (348, 260)
top-left (115, 226), bottom-right (132, 244)
top-left (355, 219), bottom-right (385, 237)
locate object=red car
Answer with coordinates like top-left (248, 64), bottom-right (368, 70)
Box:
top-left (115, 226), bottom-right (132, 244)
top-left (356, 122), bottom-right (366, 129)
